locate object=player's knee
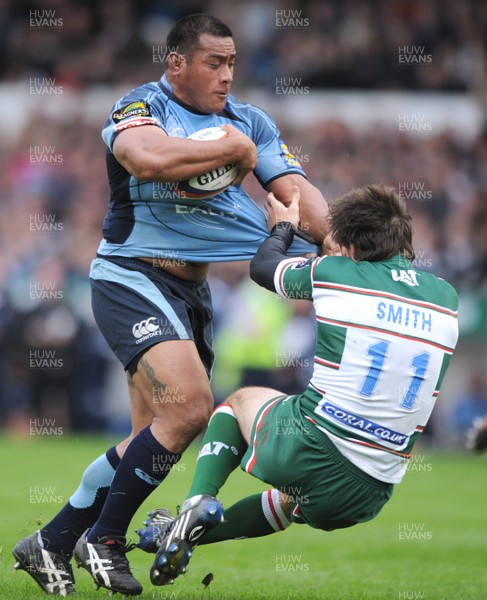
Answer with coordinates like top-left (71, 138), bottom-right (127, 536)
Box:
top-left (226, 386), bottom-right (269, 409)
top-left (149, 381), bottom-right (210, 415)
top-left (184, 396), bottom-right (213, 437)
top-left (152, 384), bottom-right (213, 445)
top-left (226, 386), bottom-right (252, 409)
top-left (182, 417), bottom-right (207, 445)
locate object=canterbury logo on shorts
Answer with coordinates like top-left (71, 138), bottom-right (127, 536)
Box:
top-left (132, 317), bottom-right (161, 343)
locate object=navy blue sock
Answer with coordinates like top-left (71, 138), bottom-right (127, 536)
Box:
top-left (88, 426), bottom-right (181, 542)
top-left (40, 446), bottom-right (121, 559)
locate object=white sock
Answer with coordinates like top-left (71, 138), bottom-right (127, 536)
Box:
top-left (261, 489), bottom-right (291, 532)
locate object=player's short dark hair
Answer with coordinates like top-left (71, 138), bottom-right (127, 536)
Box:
top-left (166, 14), bottom-right (233, 60)
top-left (328, 184), bottom-right (415, 262)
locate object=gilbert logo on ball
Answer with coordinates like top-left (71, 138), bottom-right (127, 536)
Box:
top-left (177, 127), bottom-right (239, 199)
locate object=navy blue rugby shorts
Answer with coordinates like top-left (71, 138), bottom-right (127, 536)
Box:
top-left (90, 256), bottom-right (214, 377)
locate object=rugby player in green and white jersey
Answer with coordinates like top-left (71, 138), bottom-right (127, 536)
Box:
top-left (138, 184), bottom-right (459, 586)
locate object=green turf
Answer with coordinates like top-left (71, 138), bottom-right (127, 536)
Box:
top-left (1, 435), bottom-right (486, 599)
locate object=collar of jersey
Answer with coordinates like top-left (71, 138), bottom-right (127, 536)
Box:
top-left (158, 74), bottom-right (231, 117)
top-left (386, 254), bottom-right (412, 266)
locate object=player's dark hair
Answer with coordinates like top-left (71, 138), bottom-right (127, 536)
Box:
top-left (329, 184), bottom-right (415, 262)
top-left (166, 14), bottom-right (233, 61)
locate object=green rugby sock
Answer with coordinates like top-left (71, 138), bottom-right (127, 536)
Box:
top-left (187, 404), bottom-right (247, 499)
top-left (200, 490), bottom-right (291, 544)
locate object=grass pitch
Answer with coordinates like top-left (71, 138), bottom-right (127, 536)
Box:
top-left (0, 435), bottom-right (486, 599)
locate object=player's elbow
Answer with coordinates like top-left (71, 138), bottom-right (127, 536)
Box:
top-left (127, 163), bottom-right (152, 181)
top-left (115, 144), bottom-right (175, 181)
top-left (249, 256), bottom-right (276, 293)
top-left (249, 257), bottom-right (260, 285)
top-left (118, 150), bottom-right (159, 181)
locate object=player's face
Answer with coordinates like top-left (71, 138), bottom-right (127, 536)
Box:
top-left (174, 34), bottom-right (235, 114)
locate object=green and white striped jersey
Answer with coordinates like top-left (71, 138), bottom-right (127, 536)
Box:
top-left (274, 254), bottom-right (459, 483)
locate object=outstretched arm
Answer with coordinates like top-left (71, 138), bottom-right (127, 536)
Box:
top-left (250, 187), bottom-right (301, 292)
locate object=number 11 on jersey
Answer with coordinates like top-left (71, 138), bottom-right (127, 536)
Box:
top-left (359, 340), bottom-right (430, 410)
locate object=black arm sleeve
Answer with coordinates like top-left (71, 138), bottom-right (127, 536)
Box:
top-left (249, 222), bottom-right (296, 292)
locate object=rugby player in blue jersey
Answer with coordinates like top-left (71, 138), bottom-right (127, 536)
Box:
top-left (13, 13), bottom-right (328, 596)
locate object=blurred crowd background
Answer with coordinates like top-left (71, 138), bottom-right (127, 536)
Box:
top-left (2, 0), bottom-right (487, 91)
top-left (1, 0), bottom-right (486, 447)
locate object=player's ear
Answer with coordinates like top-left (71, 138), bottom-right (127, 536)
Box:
top-left (167, 52), bottom-right (185, 74)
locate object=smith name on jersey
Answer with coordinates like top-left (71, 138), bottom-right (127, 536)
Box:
top-left (274, 254), bottom-right (459, 484)
top-left (96, 74), bottom-right (316, 262)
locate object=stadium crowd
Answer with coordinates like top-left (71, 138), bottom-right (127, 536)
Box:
top-left (0, 1), bottom-right (486, 441)
top-left (1, 0), bottom-right (486, 92)
top-left (1, 114), bottom-right (486, 435)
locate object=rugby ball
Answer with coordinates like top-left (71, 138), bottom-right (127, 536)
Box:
top-left (176, 127), bottom-right (239, 199)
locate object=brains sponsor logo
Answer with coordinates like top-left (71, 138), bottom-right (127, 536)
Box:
top-left (112, 101), bottom-right (151, 123)
top-left (132, 317), bottom-right (161, 344)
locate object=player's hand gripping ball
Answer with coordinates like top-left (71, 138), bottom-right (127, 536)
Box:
top-left (177, 127), bottom-right (239, 199)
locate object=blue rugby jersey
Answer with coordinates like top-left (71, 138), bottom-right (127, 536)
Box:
top-left (96, 74), bottom-right (317, 262)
